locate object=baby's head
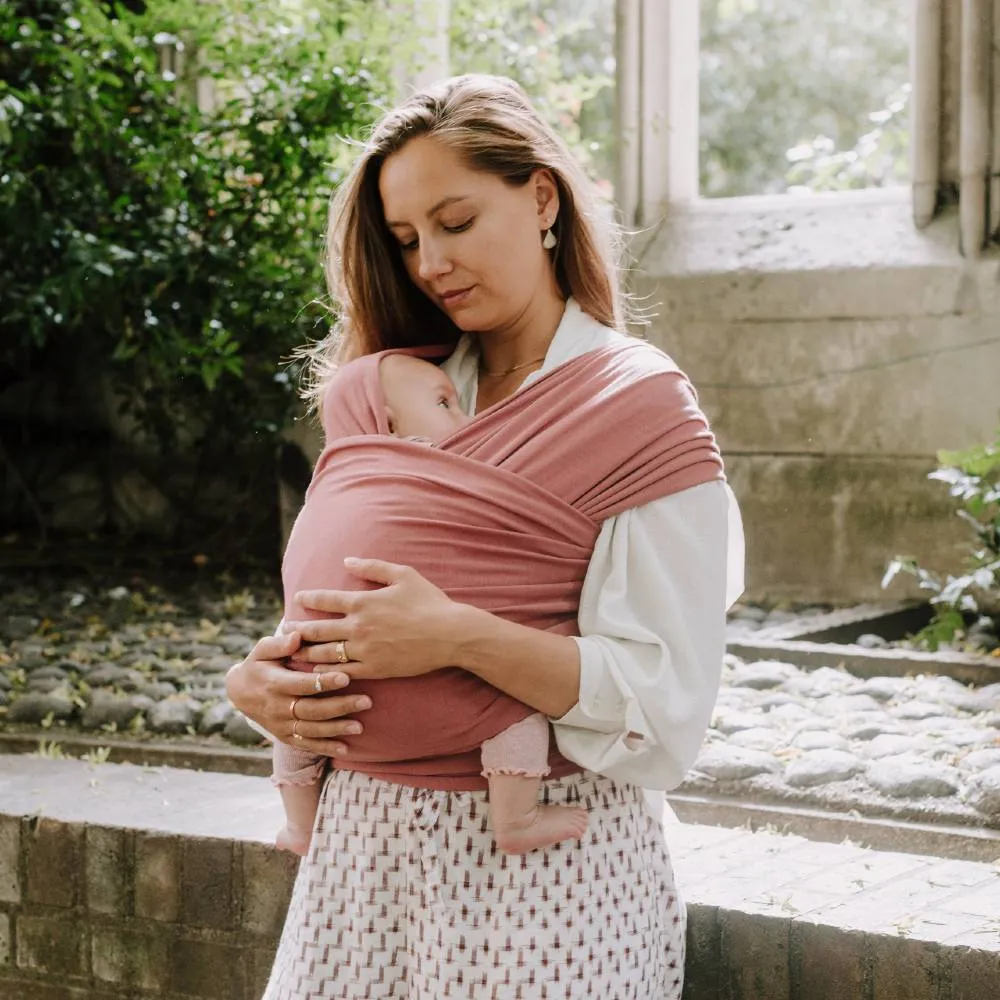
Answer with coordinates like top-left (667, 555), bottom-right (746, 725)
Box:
top-left (378, 354), bottom-right (470, 442)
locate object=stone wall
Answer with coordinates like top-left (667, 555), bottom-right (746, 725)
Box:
top-left (633, 190), bottom-right (1000, 603)
top-left (0, 813), bottom-right (297, 1000)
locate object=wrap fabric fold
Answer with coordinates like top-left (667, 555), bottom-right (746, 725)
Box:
top-left (279, 338), bottom-right (726, 790)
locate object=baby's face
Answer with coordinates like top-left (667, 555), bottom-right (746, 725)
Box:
top-left (379, 355), bottom-right (471, 442)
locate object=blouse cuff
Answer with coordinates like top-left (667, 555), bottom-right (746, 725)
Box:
top-left (552, 637), bottom-right (650, 750)
top-left (552, 638), bottom-right (620, 731)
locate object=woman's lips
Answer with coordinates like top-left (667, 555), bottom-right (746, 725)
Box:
top-left (439, 286), bottom-right (475, 307)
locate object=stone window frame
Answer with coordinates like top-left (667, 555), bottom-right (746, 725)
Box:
top-left (614, 0), bottom-right (998, 262)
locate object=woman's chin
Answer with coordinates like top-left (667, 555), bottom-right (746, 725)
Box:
top-left (449, 305), bottom-right (488, 332)
top-left (439, 288), bottom-right (489, 328)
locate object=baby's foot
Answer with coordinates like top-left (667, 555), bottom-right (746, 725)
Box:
top-left (276, 824), bottom-right (312, 857)
top-left (494, 804), bottom-right (589, 854)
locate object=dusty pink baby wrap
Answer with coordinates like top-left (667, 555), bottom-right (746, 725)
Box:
top-left (279, 337), bottom-right (725, 790)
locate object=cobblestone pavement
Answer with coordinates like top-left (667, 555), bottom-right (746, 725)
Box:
top-left (1, 570), bottom-right (998, 826)
top-left (693, 655), bottom-right (1000, 825)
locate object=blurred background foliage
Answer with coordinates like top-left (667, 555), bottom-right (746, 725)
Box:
top-left (1, 0), bottom-right (386, 450)
top-left (699, 0), bottom-right (910, 196)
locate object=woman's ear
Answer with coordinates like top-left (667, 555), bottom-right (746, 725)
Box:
top-left (532, 168), bottom-right (560, 229)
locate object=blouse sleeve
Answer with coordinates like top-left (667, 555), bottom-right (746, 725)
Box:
top-left (550, 480), bottom-right (744, 790)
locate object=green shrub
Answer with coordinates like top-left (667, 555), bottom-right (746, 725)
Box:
top-left (882, 434), bottom-right (1000, 651)
top-left (0, 0), bottom-right (385, 449)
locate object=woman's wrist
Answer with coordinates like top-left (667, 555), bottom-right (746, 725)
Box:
top-left (448, 602), bottom-right (581, 719)
top-left (448, 602), bottom-right (499, 674)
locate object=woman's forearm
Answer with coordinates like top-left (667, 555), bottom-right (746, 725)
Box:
top-left (449, 603), bottom-right (581, 718)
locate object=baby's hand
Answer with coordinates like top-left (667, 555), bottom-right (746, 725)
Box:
top-left (276, 824), bottom-right (313, 857)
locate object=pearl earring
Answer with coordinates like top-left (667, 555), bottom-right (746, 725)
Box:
top-left (542, 228), bottom-right (557, 250)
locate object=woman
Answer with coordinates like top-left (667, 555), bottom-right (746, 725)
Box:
top-left (227, 73), bottom-right (744, 999)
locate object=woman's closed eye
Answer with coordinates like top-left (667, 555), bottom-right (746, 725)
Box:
top-left (444, 217), bottom-right (475, 235)
top-left (397, 218), bottom-right (475, 252)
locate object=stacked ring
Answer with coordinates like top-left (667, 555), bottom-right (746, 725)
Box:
top-left (291, 720), bottom-right (303, 740)
top-left (313, 673), bottom-right (323, 693)
top-left (335, 640), bottom-right (349, 664)
top-left (289, 697), bottom-right (300, 720)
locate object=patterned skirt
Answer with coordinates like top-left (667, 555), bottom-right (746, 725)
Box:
top-left (263, 769), bottom-right (685, 999)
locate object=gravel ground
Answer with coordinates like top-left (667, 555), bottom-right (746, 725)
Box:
top-left (0, 566), bottom-right (282, 744)
top-left (1, 568), bottom-right (998, 826)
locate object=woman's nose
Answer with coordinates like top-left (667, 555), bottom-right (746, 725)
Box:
top-left (417, 239), bottom-right (452, 282)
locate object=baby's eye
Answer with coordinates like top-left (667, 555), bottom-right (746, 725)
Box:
top-left (437, 397), bottom-right (450, 409)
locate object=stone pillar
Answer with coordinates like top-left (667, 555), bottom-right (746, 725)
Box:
top-left (958, 0), bottom-right (993, 255)
top-left (993, 0), bottom-right (1000, 238)
top-left (911, 0), bottom-right (997, 255)
top-left (157, 35), bottom-right (216, 113)
top-left (911, 0), bottom-right (942, 228)
top-left (614, 0), bottom-right (699, 228)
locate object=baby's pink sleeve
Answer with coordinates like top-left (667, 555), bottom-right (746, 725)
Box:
top-left (271, 740), bottom-right (328, 787)
top-left (480, 712), bottom-right (551, 778)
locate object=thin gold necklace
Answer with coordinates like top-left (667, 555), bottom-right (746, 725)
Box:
top-left (479, 355), bottom-right (546, 378)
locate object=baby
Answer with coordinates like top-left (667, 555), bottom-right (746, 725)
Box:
top-left (277, 354), bottom-right (589, 855)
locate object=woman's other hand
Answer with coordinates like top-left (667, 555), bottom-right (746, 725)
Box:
top-left (225, 632), bottom-right (372, 756)
top-left (285, 557), bottom-right (473, 680)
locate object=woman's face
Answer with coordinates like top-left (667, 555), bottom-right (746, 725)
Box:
top-left (378, 135), bottom-right (559, 333)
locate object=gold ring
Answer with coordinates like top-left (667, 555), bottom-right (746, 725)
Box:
top-left (335, 640), bottom-right (349, 665)
top-left (313, 673), bottom-right (323, 693)
top-left (289, 697), bottom-right (300, 720)
top-left (292, 719), bottom-right (303, 740)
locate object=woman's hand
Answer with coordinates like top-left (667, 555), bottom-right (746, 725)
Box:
top-left (285, 557), bottom-right (472, 680)
top-left (225, 631), bottom-right (373, 757)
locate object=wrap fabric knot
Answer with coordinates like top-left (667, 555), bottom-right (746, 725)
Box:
top-left (280, 338), bottom-right (726, 790)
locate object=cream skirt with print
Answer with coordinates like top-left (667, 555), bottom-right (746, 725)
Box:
top-left (263, 768), bottom-right (685, 999)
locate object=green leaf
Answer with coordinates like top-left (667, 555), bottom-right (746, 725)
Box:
top-left (111, 339), bottom-right (140, 361)
top-left (937, 442), bottom-right (1000, 479)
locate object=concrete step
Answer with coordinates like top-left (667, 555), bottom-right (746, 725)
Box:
top-left (4, 732), bottom-right (998, 866)
top-left (0, 755), bottom-right (997, 1000)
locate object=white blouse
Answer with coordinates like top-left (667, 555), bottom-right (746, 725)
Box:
top-left (441, 300), bottom-right (745, 793)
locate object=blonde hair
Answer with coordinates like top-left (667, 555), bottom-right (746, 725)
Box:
top-left (302, 73), bottom-right (626, 404)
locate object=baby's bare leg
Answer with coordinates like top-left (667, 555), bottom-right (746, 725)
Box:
top-left (276, 782), bottom-right (322, 857)
top-left (482, 713), bottom-right (589, 854)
